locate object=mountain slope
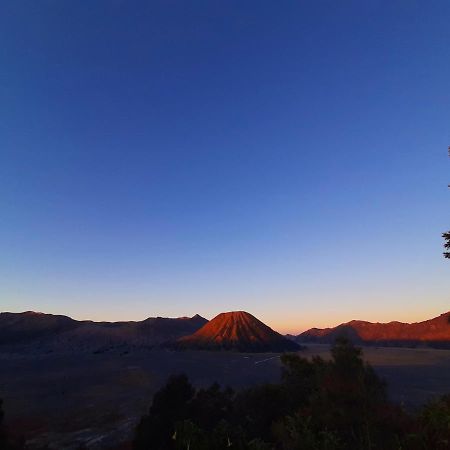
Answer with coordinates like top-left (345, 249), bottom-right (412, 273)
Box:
top-left (0, 311), bottom-right (78, 344)
top-left (297, 312), bottom-right (450, 348)
top-left (176, 311), bottom-right (300, 352)
top-left (0, 311), bottom-right (208, 350)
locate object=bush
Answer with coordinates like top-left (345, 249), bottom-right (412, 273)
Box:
top-left (133, 374), bottom-right (195, 450)
top-left (418, 394), bottom-right (450, 449)
top-left (133, 339), bottom-right (449, 450)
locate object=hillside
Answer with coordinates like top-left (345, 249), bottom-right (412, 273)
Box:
top-left (176, 311), bottom-right (300, 352)
top-left (0, 311), bottom-right (207, 351)
top-left (297, 312), bottom-right (450, 348)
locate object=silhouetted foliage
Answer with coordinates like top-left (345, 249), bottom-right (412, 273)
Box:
top-left (276, 337), bottom-right (395, 449)
top-left (443, 145), bottom-right (449, 258)
top-left (0, 399), bottom-right (6, 450)
top-left (0, 398), bottom-right (25, 450)
top-left (188, 383), bottom-right (234, 432)
top-left (134, 339), bottom-right (450, 450)
top-left (443, 231), bottom-right (450, 258)
top-left (273, 413), bottom-right (341, 450)
top-left (133, 374), bottom-right (195, 450)
top-left (235, 383), bottom-right (287, 442)
top-left (418, 394), bottom-right (450, 449)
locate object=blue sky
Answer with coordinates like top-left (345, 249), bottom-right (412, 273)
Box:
top-left (1, 1), bottom-right (449, 332)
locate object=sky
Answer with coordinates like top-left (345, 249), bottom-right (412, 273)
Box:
top-left (0, 1), bottom-right (449, 333)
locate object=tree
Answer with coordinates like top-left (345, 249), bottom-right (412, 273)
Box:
top-left (443, 231), bottom-right (450, 259)
top-left (444, 147), bottom-right (449, 258)
top-left (418, 394), bottom-right (450, 449)
top-left (133, 374), bottom-right (195, 450)
top-left (0, 398), bottom-right (21, 450)
top-left (188, 383), bottom-right (234, 432)
top-left (235, 383), bottom-right (287, 442)
top-left (133, 341), bottom-right (447, 450)
top-left (0, 398), bottom-right (6, 450)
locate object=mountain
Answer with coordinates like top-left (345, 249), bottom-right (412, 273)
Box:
top-left (0, 311), bottom-right (208, 351)
top-left (0, 311), bottom-right (78, 344)
top-left (297, 312), bottom-right (450, 348)
top-left (176, 311), bottom-right (300, 352)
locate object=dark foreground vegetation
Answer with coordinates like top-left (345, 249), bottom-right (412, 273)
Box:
top-left (1, 339), bottom-right (449, 449)
top-left (0, 399), bottom-right (22, 450)
top-left (134, 339), bottom-right (450, 450)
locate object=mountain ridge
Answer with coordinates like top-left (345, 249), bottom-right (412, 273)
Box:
top-left (2, 310), bottom-right (449, 351)
top-left (176, 311), bottom-right (300, 352)
top-left (296, 311), bottom-right (450, 348)
top-left (0, 311), bottom-right (208, 350)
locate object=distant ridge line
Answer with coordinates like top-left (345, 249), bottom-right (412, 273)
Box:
top-left (296, 311), bottom-right (450, 349)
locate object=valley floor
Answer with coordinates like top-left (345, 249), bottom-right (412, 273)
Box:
top-left (1, 345), bottom-right (449, 449)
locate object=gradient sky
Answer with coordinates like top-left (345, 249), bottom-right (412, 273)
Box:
top-left (1, 1), bottom-right (449, 333)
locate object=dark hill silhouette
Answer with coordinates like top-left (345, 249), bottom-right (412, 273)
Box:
top-left (0, 311), bottom-right (78, 344)
top-left (176, 311), bottom-right (300, 352)
top-left (0, 311), bottom-right (207, 350)
top-left (297, 311), bottom-right (450, 348)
